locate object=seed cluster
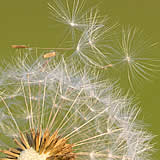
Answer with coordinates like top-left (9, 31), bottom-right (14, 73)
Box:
top-left (0, 128), bottom-right (75, 160)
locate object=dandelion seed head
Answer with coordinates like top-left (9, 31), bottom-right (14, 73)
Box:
top-left (0, 53), bottom-right (154, 160)
top-left (0, 0), bottom-right (157, 159)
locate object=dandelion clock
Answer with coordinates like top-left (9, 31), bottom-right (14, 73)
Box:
top-left (0, 54), bottom-right (153, 160)
top-left (0, 0), bottom-right (158, 160)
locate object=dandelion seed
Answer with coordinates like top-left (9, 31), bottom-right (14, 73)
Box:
top-left (11, 45), bottom-right (28, 49)
top-left (105, 26), bottom-right (160, 90)
top-left (47, 0), bottom-right (160, 91)
top-left (48, 0), bottom-right (86, 28)
top-left (43, 52), bottom-right (56, 59)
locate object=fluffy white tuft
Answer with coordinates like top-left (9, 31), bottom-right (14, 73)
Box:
top-left (0, 54), bottom-right (154, 160)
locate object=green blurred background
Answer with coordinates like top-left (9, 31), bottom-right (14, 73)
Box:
top-left (0, 0), bottom-right (160, 159)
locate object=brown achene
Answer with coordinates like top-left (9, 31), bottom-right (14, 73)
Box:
top-left (0, 128), bottom-right (75, 160)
